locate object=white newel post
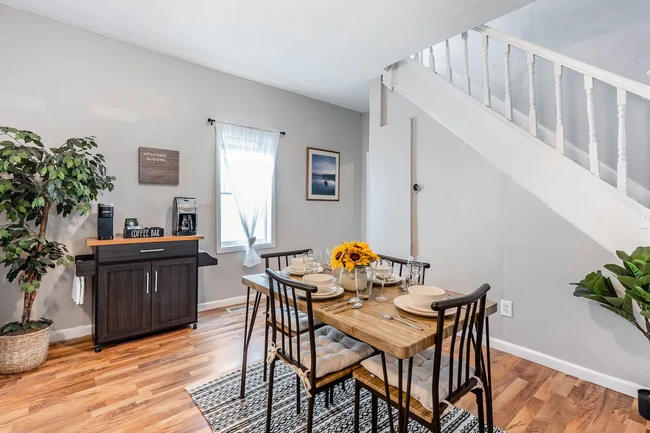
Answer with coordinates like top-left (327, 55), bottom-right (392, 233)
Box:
top-left (445, 39), bottom-right (452, 83)
top-left (527, 52), bottom-right (538, 137)
top-left (462, 32), bottom-right (471, 95)
top-left (504, 44), bottom-right (512, 121)
top-left (554, 63), bottom-right (565, 155)
top-left (617, 87), bottom-right (627, 193)
top-left (482, 34), bottom-right (491, 107)
top-left (584, 75), bottom-right (600, 177)
top-left (429, 46), bottom-right (435, 73)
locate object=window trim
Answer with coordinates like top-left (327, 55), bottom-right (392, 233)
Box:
top-left (215, 140), bottom-right (277, 255)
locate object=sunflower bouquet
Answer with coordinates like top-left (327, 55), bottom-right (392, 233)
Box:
top-left (330, 241), bottom-right (380, 272)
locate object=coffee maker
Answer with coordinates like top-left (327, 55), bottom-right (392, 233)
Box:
top-left (97, 203), bottom-right (114, 240)
top-left (173, 197), bottom-right (198, 236)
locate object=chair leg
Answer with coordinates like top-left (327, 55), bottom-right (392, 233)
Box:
top-left (265, 359), bottom-right (276, 433)
top-left (354, 381), bottom-right (361, 433)
top-left (473, 388), bottom-right (486, 433)
top-left (371, 394), bottom-right (378, 433)
top-left (296, 375), bottom-right (301, 414)
top-left (325, 387), bottom-right (330, 408)
top-left (306, 395), bottom-right (315, 433)
top-left (263, 300), bottom-right (270, 382)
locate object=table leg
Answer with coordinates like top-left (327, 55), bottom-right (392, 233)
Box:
top-left (239, 288), bottom-right (262, 399)
top-left (485, 317), bottom-right (494, 433)
top-left (397, 359), bottom-right (403, 433)
top-left (380, 352), bottom-right (396, 433)
top-left (403, 359), bottom-right (413, 433)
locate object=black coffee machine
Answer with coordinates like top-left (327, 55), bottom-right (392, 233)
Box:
top-left (97, 203), bottom-right (114, 240)
top-left (173, 197), bottom-right (198, 236)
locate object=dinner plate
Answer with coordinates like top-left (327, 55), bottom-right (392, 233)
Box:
top-left (393, 295), bottom-right (456, 317)
top-left (372, 273), bottom-right (402, 285)
top-left (296, 285), bottom-right (344, 300)
top-left (283, 266), bottom-right (325, 276)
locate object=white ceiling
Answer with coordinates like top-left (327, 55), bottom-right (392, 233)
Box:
top-left (0, 0), bottom-right (534, 112)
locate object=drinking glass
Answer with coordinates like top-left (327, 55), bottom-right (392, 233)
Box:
top-left (355, 266), bottom-right (373, 302)
top-left (406, 255), bottom-right (423, 291)
top-left (373, 259), bottom-right (393, 302)
top-left (303, 251), bottom-right (315, 274)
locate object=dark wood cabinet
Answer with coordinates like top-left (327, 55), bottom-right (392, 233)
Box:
top-left (151, 257), bottom-right (197, 331)
top-left (84, 236), bottom-right (216, 352)
top-left (96, 261), bottom-right (152, 344)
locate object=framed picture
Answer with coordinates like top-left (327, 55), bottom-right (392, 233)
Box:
top-left (306, 147), bottom-right (340, 201)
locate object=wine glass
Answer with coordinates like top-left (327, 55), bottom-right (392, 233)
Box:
top-left (373, 259), bottom-right (393, 302)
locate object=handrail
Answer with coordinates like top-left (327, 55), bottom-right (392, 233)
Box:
top-left (475, 25), bottom-right (650, 100)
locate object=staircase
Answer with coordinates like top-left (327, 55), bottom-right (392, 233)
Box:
top-left (384, 25), bottom-right (650, 255)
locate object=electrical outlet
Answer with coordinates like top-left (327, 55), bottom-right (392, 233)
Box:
top-left (500, 300), bottom-right (513, 318)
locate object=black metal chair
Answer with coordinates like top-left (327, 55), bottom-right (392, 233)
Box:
top-left (377, 254), bottom-right (431, 285)
top-left (260, 249), bottom-right (314, 382)
top-left (265, 268), bottom-right (374, 433)
top-left (353, 283), bottom-right (492, 433)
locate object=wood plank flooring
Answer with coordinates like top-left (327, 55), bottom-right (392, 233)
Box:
top-left (0, 304), bottom-right (644, 433)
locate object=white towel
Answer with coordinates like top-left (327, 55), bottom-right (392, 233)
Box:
top-left (72, 275), bottom-right (85, 305)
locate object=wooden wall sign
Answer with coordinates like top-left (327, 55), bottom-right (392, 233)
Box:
top-left (139, 147), bottom-right (179, 185)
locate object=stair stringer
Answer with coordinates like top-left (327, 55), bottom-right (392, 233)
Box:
top-left (390, 58), bottom-right (650, 255)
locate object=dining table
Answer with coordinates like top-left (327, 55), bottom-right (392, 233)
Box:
top-left (239, 271), bottom-right (498, 432)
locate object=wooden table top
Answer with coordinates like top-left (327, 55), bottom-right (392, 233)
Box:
top-left (242, 273), bottom-right (497, 359)
top-left (86, 234), bottom-right (204, 247)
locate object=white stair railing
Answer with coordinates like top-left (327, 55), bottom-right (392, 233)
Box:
top-left (412, 24), bottom-right (650, 202)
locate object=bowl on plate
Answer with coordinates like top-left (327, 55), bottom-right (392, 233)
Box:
top-left (408, 285), bottom-right (446, 310)
top-left (302, 273), bottom-right (333, 292)
top-left (291, 256), bottom-right (315, 271)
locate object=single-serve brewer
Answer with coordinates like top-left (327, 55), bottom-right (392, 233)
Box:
top-left (172, 197), bottom-right (198, 235)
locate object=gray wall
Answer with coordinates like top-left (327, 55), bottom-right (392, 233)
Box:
top-left (370, 78), bottom-right (650, 388)
top-left (435, 0), bottom-right (650, 197)
top-left (0, 6), bottom-right (363, 331)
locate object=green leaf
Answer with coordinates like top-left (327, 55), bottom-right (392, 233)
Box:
top-left (626, 261), bottom-right (644, 279)
top-left (604, 264), bottom-right (631, 277)
top-left (617, 250), bottom-right (633, 262)
top-left (640, 310), bottom-right (650, 319)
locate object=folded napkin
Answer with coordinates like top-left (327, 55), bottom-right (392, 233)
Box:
top-left (72, 274), bottom-right (85, 305)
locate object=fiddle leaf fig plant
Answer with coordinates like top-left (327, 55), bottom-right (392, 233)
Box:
top-left (572, 247), bottom-right (650, 343)
top-left (0, 127), bottom-right (115, 335)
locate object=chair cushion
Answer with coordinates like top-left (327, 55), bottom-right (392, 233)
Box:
top-left (360, 348), bottom-right (475, 412)
top-left (272, 306), bottom-right (323, 332)
top-left (293, 326), bottom-right (374, 378)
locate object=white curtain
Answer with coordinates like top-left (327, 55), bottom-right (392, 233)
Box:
top-left (217, 122), bottom-right (279, 267)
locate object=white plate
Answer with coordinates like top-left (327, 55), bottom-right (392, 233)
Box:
top-left (372, 274), bottom-right (402, 285)
top-left (296, 285), bottom-right (344, 300)
top-left (283, 266), bottom-right (325, 276)
top-left (393, 295), bottom-right (456, 317)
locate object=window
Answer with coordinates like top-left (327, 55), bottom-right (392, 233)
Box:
top-left (216, 131), bottom-right (276, 254)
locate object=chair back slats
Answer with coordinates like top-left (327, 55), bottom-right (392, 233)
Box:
top-left (376, 253), bottom-right (431, 284)
top-left (430, 283), bottom-right (490, 414)
top-left (265, 268), bottom-right (319, 389)
top-left (261, 249), bottom-right (312, 271)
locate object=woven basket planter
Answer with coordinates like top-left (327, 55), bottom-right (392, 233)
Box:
top-left (0, 322), bottom-right (53, 375)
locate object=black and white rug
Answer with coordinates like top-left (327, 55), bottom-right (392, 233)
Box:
top-left (187, 361), bottom-right (505, 433)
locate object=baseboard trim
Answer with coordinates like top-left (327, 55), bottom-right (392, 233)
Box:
top-left (50, 324), bottom-right (92, 343)
top-left (197, 295), bottom-right (249, 312)
top-left (49, 296), bottom-right (249, 344)
top-left (490, 337), bottom-right (645, 397)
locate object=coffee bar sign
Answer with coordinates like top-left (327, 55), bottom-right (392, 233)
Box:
top-left (139, 147), bottom-right (179, 185)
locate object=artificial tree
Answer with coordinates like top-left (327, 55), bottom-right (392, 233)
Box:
top-left (0, 127), bottom-right (115, 334)
top-left (572, 247), bottom-right (650, 343)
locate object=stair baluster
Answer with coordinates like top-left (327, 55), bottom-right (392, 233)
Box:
top-left (462, 32), bottom-right (471, 95)
top-left (429, 47), bottom-right (435, 73)
top-left (554, 63), bottom-right (565, 155)
top-left (527, 52), bottom-right (538, 137)
top-left (482, 34), bottom-right (490, 107)
top-left (584, 76), bottom-right (600, 177)
top-left (445, 39), bottom-right (452, 83)
top-left (504, 44), bottom-right (512, 121)
top-left (617, 88), bottom-right (627, 193)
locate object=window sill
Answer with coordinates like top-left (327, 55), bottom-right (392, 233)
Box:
top-left (217, 242), bottom-right (276, 255)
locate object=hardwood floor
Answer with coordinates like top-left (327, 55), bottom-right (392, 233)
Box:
top-left (0, 304), bottom-right (644, 433)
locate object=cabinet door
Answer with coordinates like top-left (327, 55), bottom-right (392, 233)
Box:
top-left (97, 262), bottom-right (152, 344)
top-left (151, 257), bottom-right (197, 331)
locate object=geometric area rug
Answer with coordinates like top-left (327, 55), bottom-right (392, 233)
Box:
top-left (186, 361), bottom-right (506, 433)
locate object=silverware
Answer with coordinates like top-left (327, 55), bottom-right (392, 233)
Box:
top-left (378, 309), bottom-right (423, 331)
top-left (393, 308), bottom-right (431, 328)
top-left (334, 301), bottom-right (362, 314)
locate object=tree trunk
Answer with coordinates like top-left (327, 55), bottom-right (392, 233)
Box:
top-left (21, 197), bottom-right (50, 326)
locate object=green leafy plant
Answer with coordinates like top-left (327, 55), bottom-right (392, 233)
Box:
top-left (0, 127), bottom-right (115, 334)
top-left (572, 247), bottom-right (650, 343)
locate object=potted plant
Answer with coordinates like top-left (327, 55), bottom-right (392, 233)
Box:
top-left (572, 247), bottom-right (650, 420)
top-left (0, 127), bottom-right (114, 374)
top-left (330, 241), bottom-right (380, 291)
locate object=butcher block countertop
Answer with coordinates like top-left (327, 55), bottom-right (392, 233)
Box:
top-left (86, 234), bottom-right (204, 247)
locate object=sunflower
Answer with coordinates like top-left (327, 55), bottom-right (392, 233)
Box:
top-left (330, 240), bottom-right (379, 271)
